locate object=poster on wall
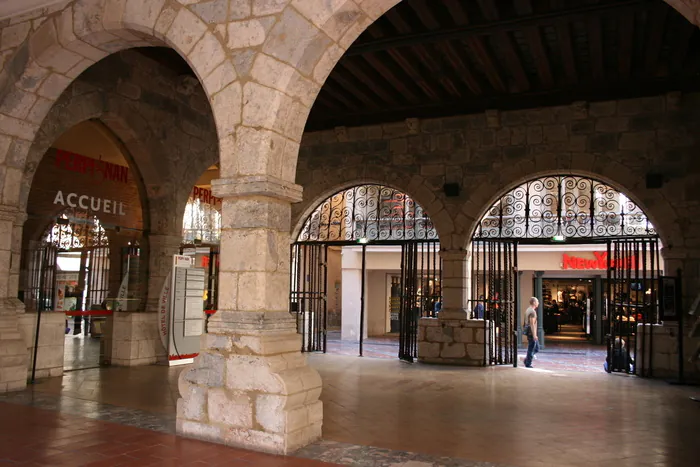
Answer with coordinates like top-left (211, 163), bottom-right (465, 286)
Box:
top-left (659, 276), bottom-right (678, 321)
top-left (55, 273), bottom-right (79, 311)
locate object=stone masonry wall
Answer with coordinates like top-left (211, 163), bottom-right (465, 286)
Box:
top-left (296, 93), bottom-right (700, 253)
top-left (418, 318), bottom-right (489, 366)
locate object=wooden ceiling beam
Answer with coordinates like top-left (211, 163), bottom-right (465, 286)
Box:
top-left (385, 7), bottom-right (461, 98)
top-left (617, 13), bottom-right (635, 80)
top-left (556, 20), bottom-right (578, 84)
top-left (644, 3), bottom-right (668, 76)
top-left (588, 17), bottom-right (604, 82)
top-left (319, 81), bottom-right (361, 111)
top-left (407, 0), bottom-right (479, 96)
top-left (525, 27), bottom-right (554, 88)
top-left (346, 0), bottom-right (648, 56)
top-left (367, 21), bottom-right (442, 100)
top-left (476, 0), bottom-right (529, 93)
top-left (313, 93), bottom-right (343, 112)
top-left (444, 0), bottom-right (470, 25)
top-left (306, 76), bottom-right (700, 131)
top-left (362, 53), bottom-right (421, 103)
top-left (670, 19), bottom-right (695, 73)
top-left (328, 72), bottom-right (381, 109)
top-left (339, 59), bottom-right (399, 105)
top-left (513, 0), bottom-right (553, 88)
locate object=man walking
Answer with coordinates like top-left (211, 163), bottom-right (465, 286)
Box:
top-left (524, 297), bottom-right (539, 368)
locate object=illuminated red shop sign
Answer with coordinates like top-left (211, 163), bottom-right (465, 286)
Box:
top-left (192, 186), bottom-right (221, 205)
top-left (55, 149), bottom-right (129, 184)
top-left (562, 252), bottom-right (638, 270)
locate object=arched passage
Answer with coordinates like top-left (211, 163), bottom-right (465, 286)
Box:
top-left (466, 173), bottom-right (663, 375)
top-left (291, 183), bottom-right (441, 362)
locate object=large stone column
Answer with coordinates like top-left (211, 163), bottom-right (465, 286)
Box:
top-left (177, 176), bottom-right (322, 454)
top-left (438, 249), bottom-right (469, 319)
top-left (0, 206), bottom-right (28, 392)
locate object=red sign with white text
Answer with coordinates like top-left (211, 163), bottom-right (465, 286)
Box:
top-left (562, 252), bottom-right (638, 270)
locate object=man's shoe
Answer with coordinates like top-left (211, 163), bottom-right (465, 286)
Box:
top-left (525, 364), bottom-right (533, 368)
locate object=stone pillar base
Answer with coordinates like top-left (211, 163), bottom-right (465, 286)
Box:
top-left (103, 312), bottom-right (165, 366)
top-left (177, 312), bottom-right (322, 455)
top-left (18, 312), bottom-right (65, 379)
top-left (0, 300), bottom-right (29, 392)
top-left (418, 317), bottom-right (489, 366)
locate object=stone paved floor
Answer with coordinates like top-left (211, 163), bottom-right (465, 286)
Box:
top-left (1, 355), bottom-right (698, 466)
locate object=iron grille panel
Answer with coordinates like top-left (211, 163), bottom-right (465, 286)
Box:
top-left (474, 175), bottom-right (655, 240)
top-left (298, 184), bottom-right (438, 242)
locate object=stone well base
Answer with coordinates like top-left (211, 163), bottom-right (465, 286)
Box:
top-left (0, 303), bottom-right (28, 393)
top-left (418, 318), bottom-right (490, 366)
top-left (636, 322), bottom-right (700, 381)
top-left (18, 311), bottom-right (65, 379)
top-left (103, 312), bottom-right (165, 366)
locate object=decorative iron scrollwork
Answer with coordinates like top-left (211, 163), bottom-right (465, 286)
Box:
top-left (46, 209), bottom-right (108, 250)
top-left (474, 175), bottom-right (655, 239)
top-left (298, 184), bottom-right (438, 242)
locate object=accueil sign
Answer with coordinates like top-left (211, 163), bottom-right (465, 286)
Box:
top-left (53, 190), bottom-right (126, 216)
top-left (561, 252), bottom-right (638, 270)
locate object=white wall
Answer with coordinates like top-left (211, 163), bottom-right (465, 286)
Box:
top-left (341, 249), bottom-right (365, 341)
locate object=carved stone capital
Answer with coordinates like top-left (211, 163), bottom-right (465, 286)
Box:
top-left (211, 176), bottom-right (303, 204)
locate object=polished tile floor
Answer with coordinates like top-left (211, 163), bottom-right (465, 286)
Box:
top-left (4, 354), bottom-right (698, 466)
top-left (0, 402), bottom-right (337, 466)
top-left (326, 330), bottom-right (608, 373)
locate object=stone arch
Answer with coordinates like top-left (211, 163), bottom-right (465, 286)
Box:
top-left (292, 174), bottom-right (454, 246)
top-left (0, 0), bottom-right (226, 213)
top-left (461, 169), bottom-right (678, 251)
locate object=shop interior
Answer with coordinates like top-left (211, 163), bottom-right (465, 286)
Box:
top-left (542, 278), bottom-right (595, 346)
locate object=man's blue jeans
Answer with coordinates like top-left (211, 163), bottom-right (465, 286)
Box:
top-left (524, 337), bottom-right (539, 367)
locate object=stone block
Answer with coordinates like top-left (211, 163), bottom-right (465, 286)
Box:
top-left (595, 117), bottom-right (628, 133)
top-left (467, 344), bottom-right (485, 360)
top-left (454, 327), bottom-right (473, 343)
top-left (177, 385), bottom-right (207, 422)
top-left (177, 419), bottom-right (223, 443)
top-left (208, 388), bottom-right (253, 428)
top-left (226, 356), bottom-right (283, 393)
top-left (441, 343), bottom-right (466, 359)
top-left (224, 428), bottom-right (285, 455)
top-left (426, 326), bottom-right (452, 343)
top-left (419, 318), bottom-right (439, 327)
top-left (418, 342), bottom-right (441, 358)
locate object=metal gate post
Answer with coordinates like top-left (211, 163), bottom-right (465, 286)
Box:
top-left (359, 244), bottom-right (366, 357)
top-left (594, 275), bottom-right (603, 345)
top-left (534, 271), bottom-right (544, 349)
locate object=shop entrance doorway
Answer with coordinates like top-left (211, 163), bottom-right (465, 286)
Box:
top-left (471, 175), bottom-right (665, 375)
top-left (26, 210), bottom-right (111, 373)
top-left (290, 184), bottom-right (441, 362)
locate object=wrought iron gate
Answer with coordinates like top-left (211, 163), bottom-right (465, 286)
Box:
top-left (399, 241), bottom-right (441, 362)
top-left (469, 239), bottom-right (518, 366)
top-left (606, 237), bottom-right (661, 376)
top-left (290, 243), bottom-right (328, 352)
top-left (25, 244), bottom-right (58, 312)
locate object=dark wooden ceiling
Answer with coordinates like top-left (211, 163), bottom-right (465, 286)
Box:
top-left (305, 0), bottom-right (700, 131)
